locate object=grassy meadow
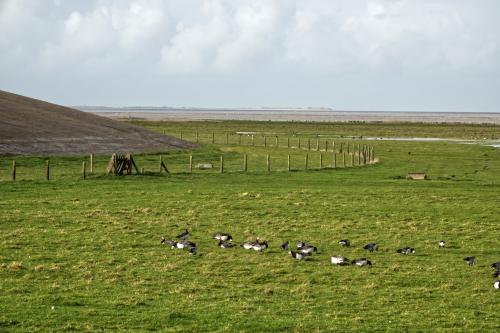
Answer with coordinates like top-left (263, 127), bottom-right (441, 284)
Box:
top-left (0, 121), bottom-right (499, 332)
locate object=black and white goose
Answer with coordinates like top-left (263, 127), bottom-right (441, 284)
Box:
top-left (213, 232), bottom-right (233, 242)
top-left (218, 240), bottom-right (236, 249)
top-left (464, 256), bottom-right (477, 265)
top-left (289, 251), bottom-right (310, 260)
top-left (176, 229), bottom-right (190, 240)
top-left (188, 245), bottom-right (197, 255)
top-left (493, 270), bottom-right (500, 278)
top-left (280, 241), bottom-right (289, 250)
top-left (339, 239), bottom-right (350, 247)
top-left (397, 247), bottom-right (415, 255)
top-left (176, 240), bottom-right (196, 250)
top-left (363, 243), bottom-right (378, 252)
top-left (331, 255), bottom-right (350, 265)
top-left (491, 262), bottom-right (500, 270)
top-left (494, 281), bottom-right (500, 289)
top-left (252, 241), bottom-right (269, 252)
top-left (161, 237), bottom-right (177, 249)
top-left (439, 240), bottom-right (446, 248)
top-left (299, 244), bottom-right (318, 255)
top-left (352, 258), bottom-right (372, 267)
top-left (241, 241), bottom-right (256, 250)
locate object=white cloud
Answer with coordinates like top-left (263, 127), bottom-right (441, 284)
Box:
top-left (0, 0), bottom-right (499, 110)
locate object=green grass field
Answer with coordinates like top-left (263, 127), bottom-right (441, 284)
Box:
top-left (1, 121), bottom-right (499, 332)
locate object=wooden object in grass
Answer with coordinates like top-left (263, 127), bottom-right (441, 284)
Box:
top-left (220, 155), bottom-right (224, 173)
top-left (46, 160), bottom-right (50, 181)
top-left (267, 154), bottom-right (270, 172)
top-left (305, 153), bottom-right (309, 169)
top-left (287, 154), bottom-right (290, 171)
top-left (189, 155), bottom-right (193, 173)
top-left (320, 153), bottom-right (323, 169)
top-left (243, 154), bottom-right (247, 172)
top-left (90, 153), bottom-right (93, 175)
top-left (82, 161), bottom-right (86, 179)
top-left (407, 172), bottom-right (427, 180)
top-left (106, 153), bottom-right (140, 175)
top-left (11, 160), bottom-right (16, 181)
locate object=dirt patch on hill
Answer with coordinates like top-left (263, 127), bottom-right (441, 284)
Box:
top-left (0, 90), bottom-right (197, 156)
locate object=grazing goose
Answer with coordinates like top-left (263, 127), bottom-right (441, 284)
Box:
top-left (218, 240), bottom-right (236, 249)
top-left (494, 281), bottom-right (499, 289)
top-left (491, 262), bottom-right (500, 270)
top-left (161, 237), bottom-right (177, 248)
top-left (213, 232), bottom-right (233, 241)
top-left (352, 258), bottom-right (372, 267)
top-left (439, 240), bottom-right (446, 248)
top-left (397, 247), bottom-right (416, 255)
top-left (339, 239), bottom-right (350, 247)
top-left (176, 229), bottom-right (190, 240)
top-left (493, 271), bottom-right (500, 278)
top-left (363, 243), bottom-right (378, 252)
top-left (241, 241), bottom-right (256, 250)
top-left (280, 241), bottom-right (289, 251)
top-left (188, 246), bottom-right (197, 255)
top-left (176, 240), bottom-right (196, 250)
top-left (252, 241), bottom-right (269, 252)
top-left (330, 255), bottom-right (350, 265)
top-left (300, 245), bottom-right (318, 255)
top-left (464, 256), bottom-right (477, 265)
top-left (289, 251), bottom-right (310, 260)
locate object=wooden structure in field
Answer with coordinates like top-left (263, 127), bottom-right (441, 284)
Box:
top-left (107, 153), bottom-right (140, 175)
top-left (407, 172), bottom-right (427, 180)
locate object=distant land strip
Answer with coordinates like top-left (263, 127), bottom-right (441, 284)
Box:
top-left (77, 107), bottom-right (500, 124)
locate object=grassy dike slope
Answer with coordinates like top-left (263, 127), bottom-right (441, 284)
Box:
top-left (0, 121), bottom-right (499, 332)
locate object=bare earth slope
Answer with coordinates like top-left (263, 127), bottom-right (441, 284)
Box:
top-left (0, 90), bottom-right (196, 156)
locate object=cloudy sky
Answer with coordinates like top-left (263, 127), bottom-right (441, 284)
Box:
top-left (1, 0), bottom-right (500, 111)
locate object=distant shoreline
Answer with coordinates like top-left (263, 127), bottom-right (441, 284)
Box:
top-left (76, 107), bottom-right (500, 124)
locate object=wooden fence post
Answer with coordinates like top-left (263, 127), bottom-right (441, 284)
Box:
top-left (275, 136), bottom-right (278, 147)
top-left (243, 154), bottom-right (247, 172)
top-left (189, 155), bottom-right (193, 173)
top-left (308, 139), bottom-right (311, 151)
top-left (46, 160), bottom-right (50, 181)
top-left (305, 154), bottom-right (309, 170)
top-left (320, 153), bottom-right (323, 169)
top-left (333, 153), bottom-right (336, 168)
top-left (342, 152), bottom-right (345, 168)
top-left (350, 153), bottom-right (354, 167)
top-left (332, 141), bottom-right (335, 153)
top-left (82, 161), bottom-right (86, 179)
top-left (212, 132), bottom-right (215, 144)
top-left (340, 142), bottom-right (343, 153)
top-left (287, 154), bottom-right (291, 171)
top-left (89, 153), bottom-right (93, 175)
top-left (287, 137), bottom-right (290, 148)
top-left (325, 141), bottom-right (329, 152)
top-left (298, 137), bottom-right (301, 149)
top-left (264, 136), bottom-right (267, 147)
top-left (267, 154), bottom-right (270, 172)
top-left (347, 143), bottom-right (350, 154)
top-left (220, 155), bottom-right (224, 173)
top-left (11, 160), bottom-right (16, 181)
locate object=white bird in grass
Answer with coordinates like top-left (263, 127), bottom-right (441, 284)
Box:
top-left (494, 281), bottom-right (499, 289)
top-left (331, 255), bottom-right (350, 265)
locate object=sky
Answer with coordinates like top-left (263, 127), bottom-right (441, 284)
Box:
top-left (1, 0), bottom-right (500, 112)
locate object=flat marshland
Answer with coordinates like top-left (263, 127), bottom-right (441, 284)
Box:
top-left (0, 121), bottom-right (499, 332)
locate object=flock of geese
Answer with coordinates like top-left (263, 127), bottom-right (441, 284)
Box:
top-left (161, 229), bottom-right (500, 290)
